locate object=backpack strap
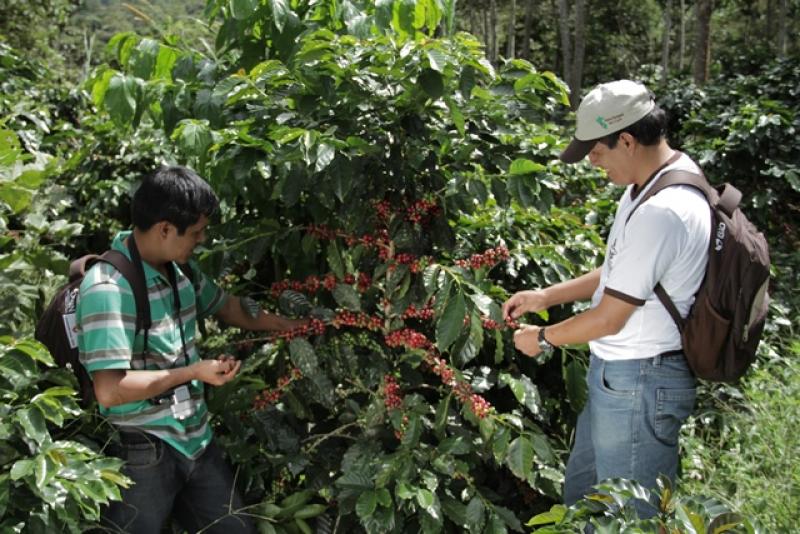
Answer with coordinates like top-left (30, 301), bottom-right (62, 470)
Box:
top-left (626, 169), bottom-right (714, 223)
top-left (98, 250), bottom-right (152, 334)
top-left (624, 168), bottom-right (716, 334)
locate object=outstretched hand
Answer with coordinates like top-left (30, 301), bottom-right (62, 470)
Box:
top-left (192, 356), bottom-right (242, 386)
top-left (502, 289), bottom-right (549, 321)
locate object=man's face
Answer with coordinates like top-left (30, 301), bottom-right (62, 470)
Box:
top-left (587, 135), bottom-right (634, 186)
top-left (166, 215), bottom-right (208, 264)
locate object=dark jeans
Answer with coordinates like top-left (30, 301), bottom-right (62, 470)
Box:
top-left (101, 431), bottom-right (255, 534)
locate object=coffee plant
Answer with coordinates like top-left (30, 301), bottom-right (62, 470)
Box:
top-left (527, 476), bottom-right (761, 534)
top-left (0, 336), bottom-right (130, 532)
top-left (84, 1), bottom-right (612, 531)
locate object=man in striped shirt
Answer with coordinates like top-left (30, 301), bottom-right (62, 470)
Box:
top-left (77, 166), bottom-right (306, 533)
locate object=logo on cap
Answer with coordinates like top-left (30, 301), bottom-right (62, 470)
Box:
top-left (596, 116), bottom-right (609, 130)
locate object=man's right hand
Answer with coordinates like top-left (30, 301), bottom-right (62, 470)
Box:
top-left (502, 289), bottom-right (550, 321)
top-left (192, 357), bottom-right (241, 386)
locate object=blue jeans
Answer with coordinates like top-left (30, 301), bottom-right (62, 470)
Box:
top-left (101, 432), bottom-right (255, 534)
top-left (563, 353), bottom-right (696, 518)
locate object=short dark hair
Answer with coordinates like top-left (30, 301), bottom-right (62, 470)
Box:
top-left (598, 104), bottom-right (668, 149)
top-left (131, 166), bottom-right (219, 234)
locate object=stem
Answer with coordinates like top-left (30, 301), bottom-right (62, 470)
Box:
top-left (302, 422), bottom-right (360, 453)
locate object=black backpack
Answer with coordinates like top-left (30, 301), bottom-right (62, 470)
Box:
top-left (35, 250), bottom-right (152, 405)
top-left (630, 170), bottom-right (771, 382)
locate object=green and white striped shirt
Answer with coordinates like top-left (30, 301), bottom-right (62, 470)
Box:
top-left (77, 231), bottom-right (228, 459)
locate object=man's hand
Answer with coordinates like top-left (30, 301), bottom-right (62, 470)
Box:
top-left (192, 356), bottom-right (242, 386)
top-left (513, 325), bottom-right (543, 357)
top-left (281, 317), bottom-right (311, 331)
top-left (503, 290), bottom-right (550, 321)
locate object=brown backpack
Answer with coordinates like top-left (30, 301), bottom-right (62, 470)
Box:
top-left (630, 170), bottom-right (771, 382)
top-left (34, 250), bottom-right (152, 405)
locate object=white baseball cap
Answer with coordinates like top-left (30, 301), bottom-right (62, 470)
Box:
top-left (559, 80), bottom-right (655, 163)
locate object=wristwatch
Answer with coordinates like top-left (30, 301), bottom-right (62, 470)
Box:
top-left (537, 327), bottom-right (555, 355)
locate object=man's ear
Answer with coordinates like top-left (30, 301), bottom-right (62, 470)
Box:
top-left (156, 221), bottom-right (172, 239)
top-left (619, 132), bottom-right (635, 151)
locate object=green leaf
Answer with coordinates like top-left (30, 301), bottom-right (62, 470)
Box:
top-left (104, 74), bottom-right (138, 128)
top-left (427, 49), bottom-right (447, 73)
top-left (315, 142), bottom-right (335, 172)
top-left (436, 290), bottom-right (465, 352)
top-left (356, 490), bottom-right (377, 518)
top-left (154, 46), bottom-right (179, 80)
top-left (333, 284), bottom-right (361, 311)
top-left (419, 68), bottom-right (444, 100)
top-left (499, 373), bottom-right (541, 417)
top-left (0, 184), bottom-right (32, 214)
top-left (173, 120), bottom-right (212, 160)
top-left (269, 0), bottom-right (291, 31)
top-left (416, 488), bottom-right (435, 509)
top-left (564, 358), bottom-right (587, 412)
top-left (509, 158), bottom-right (545, 176)
top-left (485, 513), bottom-right (507, 534)
top-left (289, 338), bottom-right (319, 376)
top-left (526, 504), bottom-right (566, 526)
top-left (16, 407), bottom-right (49, 446)
top-left (506, 436), bottom-right (533, 480)
top-left (0, 474), bottom-right (8, 519)
top-left (465, 497), bottom-right (485, 532)
top-left (293, 504), bottom-right (327, 519)
top-left (10, 459), bottom-right (34, 480)
top-left (231, 0), bottom-right (259, 20)
top-left (326, 242), bottom-right (345, 279)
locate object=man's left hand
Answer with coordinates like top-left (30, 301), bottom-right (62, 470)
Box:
top-left (513, 325), bottom-right (542, 357)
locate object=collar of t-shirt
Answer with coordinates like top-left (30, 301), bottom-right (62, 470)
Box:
top-left (629, 151), bottom-right (683, 201)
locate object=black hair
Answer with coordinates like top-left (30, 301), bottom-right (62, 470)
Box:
top-left (131, 166), bottom-right (219, 234)
top-left (599, 104), bottom-right (668, 149)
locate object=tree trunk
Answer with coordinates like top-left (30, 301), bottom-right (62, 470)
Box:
top-left (661, 0), bottom-right (672, 81)
top-left (489, 0), bottom-right (498, 63)
top-left (570, 0), bottom-right (586, 108)
top-left (777, 0), bottom-right (788, 58)
top-left (693, 0), bottom-right (713, 85)
top-left (558, 0), bottom-right (572, 87)
top-left (506, 0), bottom-right (517, 58)
top-left (521, 0), bottom-right (534, 59)
top-left (679, 0), bottom-right (685, 71)
top-left (483, 5), bottom-right (490, 58)
top-left (766, 0), bottom-right (775, 45)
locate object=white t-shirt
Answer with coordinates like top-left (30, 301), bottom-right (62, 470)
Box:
top-left (589, 152), bottom-right (711, 360)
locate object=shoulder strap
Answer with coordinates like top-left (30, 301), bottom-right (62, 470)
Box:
top-left (624, 168), bottom-right (715, 333)
top-left (626, 169), bottom-right (714, 224)
top-left (99, 250), bottom-right (152, 333)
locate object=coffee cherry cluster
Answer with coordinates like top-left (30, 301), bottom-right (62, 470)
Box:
top-left (481, 316), bottom-right (520, 331)
top-left (405, 199), bottom-right (441, 224)
top-left (423, 351), bottom-right (492, 420)
top-left (332, 311), bottom-right (383, 331)
top-left (274, 318), bottom-right (327, 342)
top-left (329, 331), bottom-right (383, 353)
top-left (382, 374), bottom-right (403, 409)
top-left (469, 394), bottom-right (492, 419)
top-left (374, 200), bottom-right (393, 222)
top-left (270, 271), bottom-right (371, 298)
top-left (253, 367), bottom-right (303, 410)
top-left (455, 245), bottom-right (510, 270)
top-left (384, 328), bottom-right (433, 350)
top-left (402, 303), bottom-right (434, 321)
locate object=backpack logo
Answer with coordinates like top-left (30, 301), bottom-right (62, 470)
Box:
top-left (715, 222), bottom-right (727, 251)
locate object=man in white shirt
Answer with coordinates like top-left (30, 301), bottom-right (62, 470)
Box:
top-left (503, 80), bottom-right (710, 518)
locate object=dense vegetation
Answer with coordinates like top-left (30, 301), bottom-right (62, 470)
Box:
top-left (1, 0), bottom-right (798, 532)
